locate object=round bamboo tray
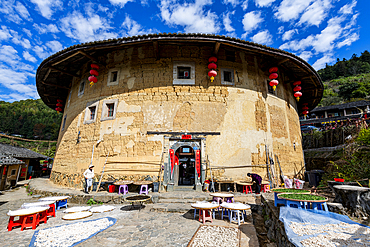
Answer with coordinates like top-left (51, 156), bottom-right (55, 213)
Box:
top-left (62, 211), bottom-right (93, 220)
top-left (277, 193), bottom-right (328, 202)
top-left (271, 188), bottom-right (310, 194)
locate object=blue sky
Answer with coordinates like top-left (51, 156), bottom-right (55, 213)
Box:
top-left (0, 0), bottom-right (367, 102)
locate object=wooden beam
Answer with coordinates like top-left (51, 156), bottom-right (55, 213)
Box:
top-left (47, 66), bottom-right (79, 78)
top-left (51, 52), bottom-right (80, 66)
top-left (43, 68), bottom-right (51, 81)
top-left (77, 51), bottom-right (105, 67)
top-left (278, 58), bottom-right (289, 65)
top-left (41, 80), bottom-right (70, 90)
top-left (214, 42), bottom-right (221, 54)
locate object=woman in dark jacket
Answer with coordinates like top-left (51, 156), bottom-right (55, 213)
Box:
top-left (247, 173), bottom-right (262, 194)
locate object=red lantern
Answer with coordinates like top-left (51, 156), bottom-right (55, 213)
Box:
top-left (269, 73), bottom-right (278, 80)
top-left (88, 76), bottom-right (98, 86)
top-left (294, 91), bottom-right (302, 101)
top-left (43, 160), bottom-right (48, 163)
top-left (90, 64), bottom-right (100, 69)
top-left (90, 70), bottom-right (99, 76)
top-left (302, 110), bottom-right (309, 116)
top-left (208, 57), bottom-right (217, 63)
top-left (293, 81), bottom-right (301, 86)
top-left (56, 100), bottom-right (63, 113)
top-left (294, 86), bottom-right (301, 91)
top-left (302, 106), bottom-right (309, 111)
top-left (56, 103), bottom-right (63, 107)
top-left (208, 63), bottom-right (217, 70)
top-left (208, 70), bottom-right (217, 82)
top-left (269, 67), bottom-right (278, 73)
top-left (55, 107), bottom-right (62, 112)
top-left (269, 79), bottom-right (279, 91)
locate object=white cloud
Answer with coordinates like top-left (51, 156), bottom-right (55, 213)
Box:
top-left (274, 0), bottom-right (314, 22)
top-left (108, 0), bottom-right (134, 7)
top-left (223, 0), bottom-right (239, 7)
top-left (279, 35), bottom-right (314, 51)
top-left (0, 93), bottom-right (35, 102)
top-left (339, 0), bottom-right (356, 15)
top-left (23, 51), bottom-right (37, 63)
top-left (254, 0), bottom-right (276, 7)
top-left (22, 28), bottom-right (32, 37)
top-left (60, 11), bottom-right (118, 43)
top-left (277, 26), bottom-right (284, 34)
top-left (241, 0), bottom-right (248, 10)
top-left (251, 30), bottom-right (273, 45)
top-left (159, 0), bottom-right (220, 33)
top-left (282, 29), bottom-right (297, 41)
top-left (30, 0), bottom-right (63, 19)
top-left (223, 11), bottom-right (235, 34)
top-left (0, 26), bottom-right (12, 40)
top-left (337, 32), bottom-right (359, 48)
top-left (312, 54), bottom-right (335, 70)
top-left (121, 16), bottom-right (145, 37)
top-left (242, 11), bottom-right (263, 36)
top-left (298, 51), bottom-right (313, 61)
top-left (0, 45), bottom-right (20, 66)
top-left (14, 1), bottom-right (31, 20)
top-left (46, 41), bottom-right (64, 53)
top-left (0, 67), bottom-right (37, 98)
top-left (33, 23), bottom-right (59, 34)
top-left (0, 0), bottom-right (31, 23)
top-left (34, 45), bottom-right (50, 59)
top-left (298, 0), bottom-right (333, 27)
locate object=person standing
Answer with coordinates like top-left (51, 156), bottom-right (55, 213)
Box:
top-left (247, 173), bottom-right (262, 194)
top-left (83, 165), bottom-right (94, 194)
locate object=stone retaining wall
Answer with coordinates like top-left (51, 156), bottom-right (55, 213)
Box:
top-left (261, 194), bottom-right (294, 247)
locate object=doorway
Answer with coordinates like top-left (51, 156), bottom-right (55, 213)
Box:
top-left (176, 146), bottom-right (195, 186)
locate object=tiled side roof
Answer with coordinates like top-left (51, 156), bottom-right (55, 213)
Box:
top-left (0, 154), bottom-right (24, 165)
top-left (312, 100), bottom-right (370, 112)
top-left (0, 143), bottom-right (49, 159)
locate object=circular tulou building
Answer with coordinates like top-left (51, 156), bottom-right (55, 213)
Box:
top-left (36, 33), bottom-right (323, 190)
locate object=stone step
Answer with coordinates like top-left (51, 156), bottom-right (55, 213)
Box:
top-left (173, 186), bottom-right (195, 191)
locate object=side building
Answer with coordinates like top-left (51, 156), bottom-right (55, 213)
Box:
top-left (36, 34), bottom-right (323, 190)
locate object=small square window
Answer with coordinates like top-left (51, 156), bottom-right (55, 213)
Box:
top-left (177, 67), bottom-right (191, 79)
top-left (11, 169), bottom-right (16, 176)
top-left (78, 80), bottom-right (85, 96)
top-left (62, 115), bottom-right (67, 131)
top-left (101, 99), bottom-right (118, 121)
top-left (107, 69), bottom-right (120, 86)
top-left (173, 61), bottom-right (195, 85)
top-left (84, 101), bottom-right (99, 124)
top-left (221, 68), bottom-right (234, 85)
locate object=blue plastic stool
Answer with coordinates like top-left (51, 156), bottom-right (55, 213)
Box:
top-left (56, 199), bottom-right (67, 210)
top-left (274, 192), bottom-right (286, 207)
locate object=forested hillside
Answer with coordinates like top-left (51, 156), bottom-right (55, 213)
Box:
top-left (0, 99), bottom-right (62, 140)
top-left (317, 50), bottom-right (370, 107)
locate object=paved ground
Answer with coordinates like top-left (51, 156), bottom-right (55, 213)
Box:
top-left (1, 181), bottom-right (260, 246)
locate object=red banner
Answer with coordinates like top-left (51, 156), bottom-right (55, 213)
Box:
top-left (181, 134), bottom-right (192, 139)
top-left (195, 150), bottom-right (201, 178)
top-left (169, 149), bottom-right (175, 179)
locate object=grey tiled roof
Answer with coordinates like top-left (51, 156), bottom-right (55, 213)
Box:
top-left (0, 154), bottom-right (24, 165)
top-left (0, 143), bottom-right (49, 159)
top-left (312, 100), bottom-right (370, 112)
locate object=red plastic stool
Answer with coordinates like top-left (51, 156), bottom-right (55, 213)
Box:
top-left (261, 184), bottom-right (270, 193)
top-left (47, 203), bottom-right (56, 217)
top-left (21, 213), bottom-right (39, 231)
top-left (38, 210), bottom-right (48, 225)
top-left (243, 185), bottom-right (253, 194)
top-left (199, 209), bottom-right (213, 223)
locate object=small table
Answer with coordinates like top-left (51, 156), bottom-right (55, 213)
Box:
top-left (191, 202), bottom-right (219, 224)
top-left (221, 202), bottom-right (251, 225)
top-left (39, 196), bottom-right (69, 210)
top-left (7, 207), bottom-right (49, 231)
top-left (21, 200), bottom-right (56, 218)
top-left (210, 193), bottom-right (234, 203)
top-left (215, 180), bottom-right (237, 192)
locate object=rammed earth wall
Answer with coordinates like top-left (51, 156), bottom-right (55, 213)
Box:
top-left (51, 43), bottom-right (304, 188)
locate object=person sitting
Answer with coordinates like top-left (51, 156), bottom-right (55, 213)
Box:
top-left (247, 173), bottom-right (262, 194)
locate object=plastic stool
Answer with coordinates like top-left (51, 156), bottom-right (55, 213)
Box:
top-left (261, 184), bottom-right (270, 193)
top-left (243, 185), bottom-right (253, 194)
top-left (228, 210), bottom-right (245, 225)
top-left (47, 203), bottom-right (56, 217)
top-left (56, 199), bottom-right (67, 210)
top-left (139, 185), bottom-right (148, 195)
top-left (119, 185), bottom-right (129, 195)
